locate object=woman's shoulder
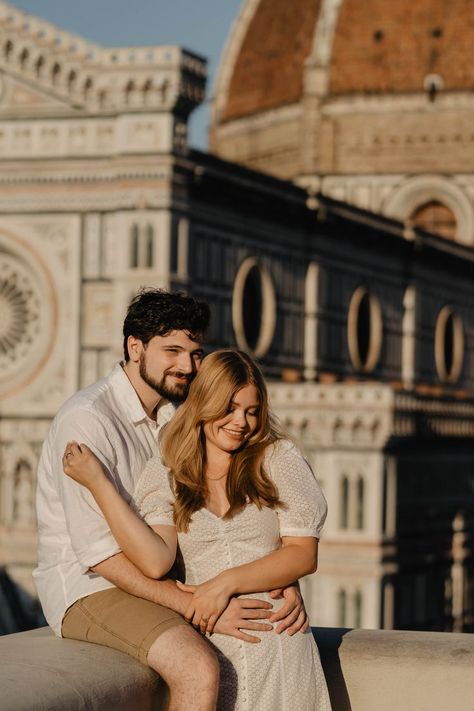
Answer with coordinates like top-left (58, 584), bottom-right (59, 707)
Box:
top-left (264, 437), bottom-right (297, 462)
top-left (264, 438), bottom-right (319, 486)
top-left (141, 453), bottom-right (170, 476)
top-left (134, 455), bottom-right (171, 496)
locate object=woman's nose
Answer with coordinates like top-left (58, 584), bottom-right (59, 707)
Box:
top-left (232, 409), bottom-right (246, 426)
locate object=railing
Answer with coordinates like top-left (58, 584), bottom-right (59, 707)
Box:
top-left (1, 626), bottom-right (473, 711)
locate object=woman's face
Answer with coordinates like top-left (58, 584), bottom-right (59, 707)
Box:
top-left (203, 384), bottom-right (260, 455)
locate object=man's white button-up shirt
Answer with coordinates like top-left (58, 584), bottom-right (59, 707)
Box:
top-left (33, 362), bottom-right (175, 636)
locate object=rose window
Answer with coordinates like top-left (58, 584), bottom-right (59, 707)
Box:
top-left (0, 253), bottom-right (43, 381)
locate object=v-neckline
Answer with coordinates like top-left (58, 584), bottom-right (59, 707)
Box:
top-left (202, 506), bottom-right (229, 521)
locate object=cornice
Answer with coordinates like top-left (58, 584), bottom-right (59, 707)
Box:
top-left (0, 2), bottom-right (206, 116)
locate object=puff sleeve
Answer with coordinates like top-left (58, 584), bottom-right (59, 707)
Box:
top-left (266, 439), bottom-right (327, 538)
top-left (132, 455), bottom-right (175, 527)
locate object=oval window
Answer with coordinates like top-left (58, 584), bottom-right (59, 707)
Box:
top-left (347, 287), bottom-right (383, 373)
top-left (435, 306), bottom-right (464, 383)
top-left (232, 257), bottom-right (276, 358)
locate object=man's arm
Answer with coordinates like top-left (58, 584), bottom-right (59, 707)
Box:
top-left (91, 553), bottom-right (189, 614)
top-left (91, 552), bottom-right (276, 642)
top-left (53, 411), bottom-right (124, 571)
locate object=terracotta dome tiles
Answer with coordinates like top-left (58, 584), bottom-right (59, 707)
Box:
top-left (220, 0), bottom-right (474, 124)
top-left (329, 0), bottom-right (474, 94)
top-left (222, 0), bottom-right (322, 121)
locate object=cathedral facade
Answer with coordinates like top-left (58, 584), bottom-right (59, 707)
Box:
top-left (0, 0), bottom-right (473, 633)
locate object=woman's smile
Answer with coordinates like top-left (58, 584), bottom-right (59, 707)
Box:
top-left (204, 384), bottom-right (259, 454)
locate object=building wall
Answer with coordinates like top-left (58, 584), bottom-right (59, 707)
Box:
top-left (0, 3), bottom-right (473, 634)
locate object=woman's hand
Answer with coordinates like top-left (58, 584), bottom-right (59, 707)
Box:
top-left (62, 441), bottom-right (107, 491)
top-left (177, 573), bottom-right (236, 635)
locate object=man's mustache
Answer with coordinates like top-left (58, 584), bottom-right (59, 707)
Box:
top-left (165, 371), bottom-right (193, 382)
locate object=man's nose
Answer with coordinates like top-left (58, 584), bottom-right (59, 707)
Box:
top-left (177, 352), bottom-right (194, 374)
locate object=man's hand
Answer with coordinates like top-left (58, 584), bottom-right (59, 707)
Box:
top-left (268, 584), bottom-right (310, 635)
top-left (213, 597), bottom-right (274, 644)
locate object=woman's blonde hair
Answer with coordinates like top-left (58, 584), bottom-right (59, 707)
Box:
top-left (160, 349), bottom-right (283, 532)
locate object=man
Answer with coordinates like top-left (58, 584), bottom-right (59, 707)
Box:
top-left (34, 289), bottom-right (307, 711)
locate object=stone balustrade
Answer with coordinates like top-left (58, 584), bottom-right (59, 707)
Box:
top-left (1, 626), bottom-right (473, 711)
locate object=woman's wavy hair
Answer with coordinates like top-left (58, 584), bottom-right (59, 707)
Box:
top-left (160, 349), bottom-right (283, 532)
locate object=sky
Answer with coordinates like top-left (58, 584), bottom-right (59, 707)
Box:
top-left (10, 0), bottom-right (243, 148)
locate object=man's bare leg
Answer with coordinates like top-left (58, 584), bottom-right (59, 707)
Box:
top-left (147, 625), bottom-right (219, 711)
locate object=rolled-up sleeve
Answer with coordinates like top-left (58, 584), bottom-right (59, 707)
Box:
top-left (53, 409), bottom-right (122, 571)
top-left (132, 455), bottom-right (175, 527)
top-left (267, 440), bottom-right (328, 538)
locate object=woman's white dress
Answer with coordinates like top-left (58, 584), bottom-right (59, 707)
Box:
top-left (134, 439), bottom-right (332, 711)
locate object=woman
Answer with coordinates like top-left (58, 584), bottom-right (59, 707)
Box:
top-left (63, 350), bottom-right (331, 711)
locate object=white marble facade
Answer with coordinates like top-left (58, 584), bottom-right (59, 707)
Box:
top-left (0, 2), bottom-right (204, 595)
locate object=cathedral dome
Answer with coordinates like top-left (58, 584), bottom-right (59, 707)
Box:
top-left (219, 0), bottom-right (322, 122)
top-left (210, 0), bottom-right (474, 246)
top-left (214, 0), bottom-right (474, 124)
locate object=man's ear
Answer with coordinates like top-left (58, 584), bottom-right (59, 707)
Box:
top-left (127, 336), bottom-right (143, 363)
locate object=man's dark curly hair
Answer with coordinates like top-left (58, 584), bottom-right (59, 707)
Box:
top-left (123, 288), bottom-right (211, 361)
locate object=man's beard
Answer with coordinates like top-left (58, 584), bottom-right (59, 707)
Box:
top-left (139, 352), bottom-right (192, 404)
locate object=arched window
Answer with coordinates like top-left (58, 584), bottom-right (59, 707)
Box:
top-left (129, 224), bottom-right (155, 270)
top-left (67, 70), bottom-right (77, 91)
top-left (19, 48), bottom-right (29, 69)
top-left (411, 201), bottom-right (456, 240)
top-left (337, 589), bottom-right (347, 627)
top-left (340, 476), bottom-right (349, 530)
top-left (35, 55), bottom-right (45, 78)
top-left (130, 224), bottom-right (139, 268)
top-left (51, 62), bottom-right (61, 85)
top-left (143, 79), bottom-right (152, 104)
top-left (4, 40), bottom-right (13, 61)
top-left (13, 460), bottom-right (34, 527)
top-left (83, 76), bottom-right (93, 98)
top-left (354, 590), bottom-right (363, 628)
top-left (125, 80), bottom-right (135, 104)
top-left (356, 476), bottom-right (365, 530)
top-left (145, 225), bottom-right (154, 268)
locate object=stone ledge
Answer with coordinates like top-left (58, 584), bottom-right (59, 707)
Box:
top-left (1, 626), bottom-right (473, 711)
top-left (0, 627), bottom-right (166, 711)
top-left (317, 627), bottom-right (474, 711)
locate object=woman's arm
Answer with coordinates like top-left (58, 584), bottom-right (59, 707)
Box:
top-left (178, 536), bottom-right (318, 634)
top-left (63, 441), bottom-right (177, 578)
top-left (180, 440), bottom-right (327, 634)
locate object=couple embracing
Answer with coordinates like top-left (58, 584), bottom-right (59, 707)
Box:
top-left (34, 289), bottom-right (331, 711)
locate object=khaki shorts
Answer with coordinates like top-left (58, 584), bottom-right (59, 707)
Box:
top-left (62, 587), bottom-right (187, 665)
